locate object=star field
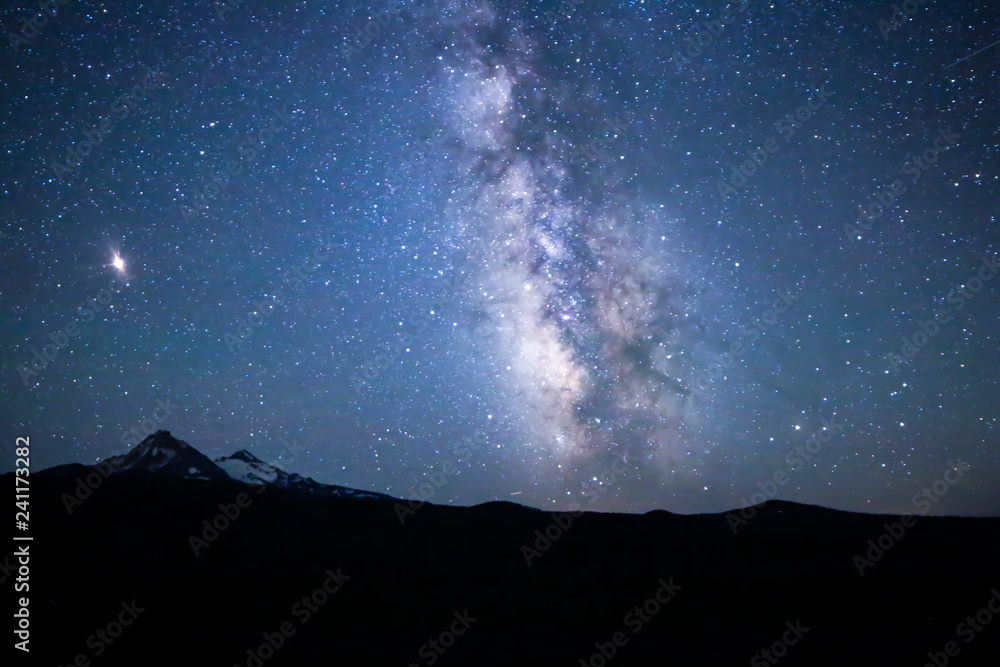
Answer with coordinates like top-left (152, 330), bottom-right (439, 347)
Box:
top-left (2, 0), bottom-right (998, 516)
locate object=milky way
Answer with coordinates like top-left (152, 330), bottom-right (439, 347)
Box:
top-left (429, 3), bottom-right (738, 503)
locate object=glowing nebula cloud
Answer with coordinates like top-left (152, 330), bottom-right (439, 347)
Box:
top-left (435, 1), bottom-right (725, 487)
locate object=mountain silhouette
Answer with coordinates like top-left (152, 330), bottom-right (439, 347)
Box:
top-left (9, 433), bottom-right (1000, 666)
top-left (101, 430), bottom-right (231, 480)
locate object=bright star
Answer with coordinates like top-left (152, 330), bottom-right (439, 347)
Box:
top-left (112, 255), bottom-right (125, 273)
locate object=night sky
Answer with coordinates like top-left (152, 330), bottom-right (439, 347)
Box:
top-left (2, 0), bottom-right (998, 516)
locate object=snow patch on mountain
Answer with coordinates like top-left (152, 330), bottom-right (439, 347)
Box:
top-left (215, 452), bottom-right (281, 485)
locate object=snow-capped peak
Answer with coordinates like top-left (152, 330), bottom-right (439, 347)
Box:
top-left (94, 431), bottom-right (393, 501)
top-left (212, 449), bottom-right (390, 500)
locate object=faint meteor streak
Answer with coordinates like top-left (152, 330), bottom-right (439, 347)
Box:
top-left (944, 37), bottom-right (1000, 70)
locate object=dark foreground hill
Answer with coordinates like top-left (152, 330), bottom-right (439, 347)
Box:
top-left (6, 439), bottom-right (1000, 666)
